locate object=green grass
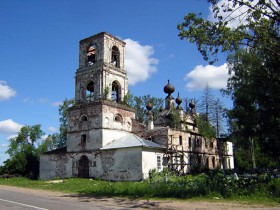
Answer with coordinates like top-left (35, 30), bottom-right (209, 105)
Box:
top-left (0, 176), bottom-right (279, 207)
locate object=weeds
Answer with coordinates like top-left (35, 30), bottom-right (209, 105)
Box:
top-left (0, 170), bottom-right (279, 204)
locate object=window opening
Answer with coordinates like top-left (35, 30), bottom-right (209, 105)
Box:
top-left (210, 141), bottom-right (214, 149)
top-left (111, 81), bottom-right (120, 102)
top-left (114, 114), bottom-right (123, 123)
top-left (81, 134), bottom-right (86, 144)
top-left (189, 137), bottom-right (192, 148)
top-left (111, 46), bottom-right (120, 68)
top-left (80, 115), bottom-right (88, 121)
top-left (206, 157), bottom-right (209, 168)
top-left (87, 44), bottom-right (96, 65)
top-left (212, 157), bottom-right (215, 168)
top-left (179, 136), bottom-right (182, 145)
top-left (86, 81), bottom-right (94, 102)
top-left (157, 155), bottom-right (161, 170)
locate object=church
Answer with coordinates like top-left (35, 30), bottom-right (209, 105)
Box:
top-left (40, 32), bottom-right (234, 181)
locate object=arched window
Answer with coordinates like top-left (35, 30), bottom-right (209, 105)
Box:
top-left (114, 114), bottom-right (123, 123)
top-left (86, 81), bottom-right (94, 102)
top-left (87, 44), bottom-right (96, 65)
top-left (111, 46), bottom-right (120, 68)
top-left (111, 81), bottom-right (121, 102)
top-left (80, 114), bottom-right (88, 121)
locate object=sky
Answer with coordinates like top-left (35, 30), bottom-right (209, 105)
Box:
top-left (0, 0), bottom-right (231, 165)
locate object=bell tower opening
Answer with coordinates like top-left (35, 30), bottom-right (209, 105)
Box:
top-left (87, 44), bottom-right (96, 66)
top-left (111, 46), bottom-right (120, 68)
top-left (86, 81), bottom-right (94, 102)
top-left (112, 81), bottom-right (121, 102)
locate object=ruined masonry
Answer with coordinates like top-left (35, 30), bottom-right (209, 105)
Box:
top-left (40, 32), bottom-right (234, 181)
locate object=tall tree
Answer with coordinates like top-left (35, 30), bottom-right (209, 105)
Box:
top-left (56, 98), bottom-right (75, 148)
top-left (178, 0), bottom-right (280, 166)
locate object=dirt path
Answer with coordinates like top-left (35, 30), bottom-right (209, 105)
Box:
top-left (0, 185), bottom-right (279, 210)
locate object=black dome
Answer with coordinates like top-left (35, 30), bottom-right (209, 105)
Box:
top-left (175, 93), bottom-right (182, 105)
top-left (189, 100), bottom-right (195, 109)
top-left (164, 80), bottom-right (175, 94)
top-left (146, 102), bottom-right (153, 111)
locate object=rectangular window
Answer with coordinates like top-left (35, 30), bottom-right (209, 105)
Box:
top-left (189, 137), bottom-right (192, 148)
top-left (179, 136), bottom-right (183, 145)
top-left (157, 155), bottom-right (161, 170)
top-left (81, 134), bottom-right (86, 144)
top-left (210, 141), bottom-right (214, 149)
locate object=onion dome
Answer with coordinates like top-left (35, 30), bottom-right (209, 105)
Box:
top-left (163, 80), bottom-right (175, 95)
top-left (146, 102), bottom-right (153, 111)
top-left (175, 92), bottom-right (182, 105)
top-left (189, 100), bottom-right (195, 109)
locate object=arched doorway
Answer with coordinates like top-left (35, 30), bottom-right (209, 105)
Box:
top-left (78, 155), bottom-right (89, 178)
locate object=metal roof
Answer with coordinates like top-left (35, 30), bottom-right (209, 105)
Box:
top-left (101, 134), bottom-right (166, 150)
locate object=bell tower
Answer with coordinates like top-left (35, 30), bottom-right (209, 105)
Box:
top-left (75, 32), bottom-right (128, 104)
top-left (67, 32), bottom-right (135, 153)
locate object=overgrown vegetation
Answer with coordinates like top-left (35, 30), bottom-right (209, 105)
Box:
top-left (0, 170), bottom-right (279, 205)
top-left (178, 0), bottom-right (280, 169)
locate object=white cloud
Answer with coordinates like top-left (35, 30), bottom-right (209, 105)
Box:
top-left (124, 39), bottom-right (159, 85)
top-left (0, 119), bottom-right (23, 135)
top-left (0, 81), bottom-right (16, 101)
top-left (185, 63), bottom-right (229, 91)
top-left (48, 126), bottom-right (57, 133)
top-left (51, 101), bottom-right (62, 107)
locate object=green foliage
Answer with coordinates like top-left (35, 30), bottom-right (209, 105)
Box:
top-left (178, 0), bottom-right (280, 168)
top-left (178, 0), bottom-right (279, 64)
top-left (56, 98), bottom-right (74, 148)
top-left (104, 86), bottom-right (109, 99)
top-left (122, 90), bottom-right (134, 108)
top-left (195, 114), bottom-right (216, 139)
top-left (1, 172), bottom-right (279, 203)
top-left (170, 107), bottom-right (181, 129)
top-left (133, 95), bottom-right (164, 124)
top-left (1, 125), bottom-right (45, 179)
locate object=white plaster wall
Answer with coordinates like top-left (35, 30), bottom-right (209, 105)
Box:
top-left (102, 105), bottom-right (133, 132)
top-left (67, 129), bottom-right (103, 152)
top-left (40, 154), bottom-right (72, 180)
top-left (102, 130), bottom-right (130, 147)
top-left (142, 149), bottom-right (164, 179)
top-left (100, 147), bottom-right (142, 181)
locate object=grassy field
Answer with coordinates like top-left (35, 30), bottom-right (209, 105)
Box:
top-left (0, 174), bottom-right (279, 206)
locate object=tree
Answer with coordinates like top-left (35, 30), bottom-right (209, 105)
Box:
top-left (178, 0), bottom-right (280, 167)
top-left (178, 0), bottom-right (280, 64)
top-left (133, 95), bottom-right (164, 124)
top-left (55, 98), bottom-right (75, 148)
top-left (2, 125), bottom-right (45, 179)
top-left (226, 49), bottom-right (280, 168)
top-left (196, 113), bottom-right (216, 139)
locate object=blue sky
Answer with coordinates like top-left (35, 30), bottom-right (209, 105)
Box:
top-left (0, 0), bottom-right (231, 165)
